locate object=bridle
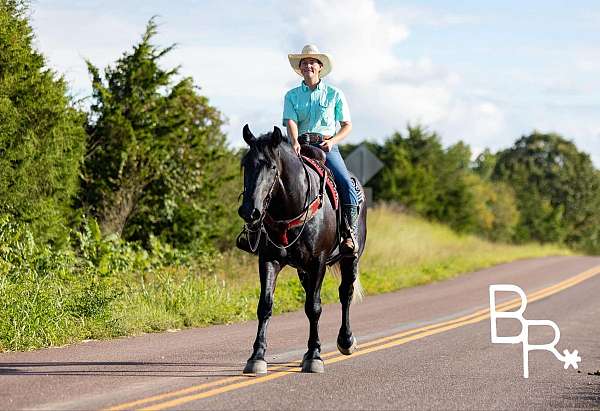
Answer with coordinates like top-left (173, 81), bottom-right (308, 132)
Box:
top-left (242, 165), bottom-right (279, 253)
top-left (241, 148), bottom-right (313, 252)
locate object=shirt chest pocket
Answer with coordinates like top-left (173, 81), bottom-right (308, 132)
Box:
top-left (317, 99), bottom-right (333, 126)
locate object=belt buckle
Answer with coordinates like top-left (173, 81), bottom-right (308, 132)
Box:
top-left (299, 134), bottom-right (309, 145)
top-left (299, 133), bottom-right (324, 145)
top-left (309, 133), bottom-right (323, 144)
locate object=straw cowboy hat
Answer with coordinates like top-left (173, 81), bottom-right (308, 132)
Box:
top-left (288, 44), bottom-right (332, 78)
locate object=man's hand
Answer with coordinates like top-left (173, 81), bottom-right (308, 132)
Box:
top-left (320, 136), bottom-right (335, 152)
top-left (286, 119), bottom-right (301, 155)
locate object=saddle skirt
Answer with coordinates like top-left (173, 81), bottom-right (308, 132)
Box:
top-left (301, 158), bottom-right (339, 210)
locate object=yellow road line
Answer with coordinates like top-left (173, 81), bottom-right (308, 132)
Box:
top-left (331, 265), bottom-right (598, 357)
top-left (107, 264), bottom-right (600, 410)
top-left (106, 363), bottom-right (299, 411)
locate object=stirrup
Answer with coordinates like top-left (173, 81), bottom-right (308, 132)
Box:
top-left (236, 228), bottom-right (258, 255)
top-left (340, 236), bottom-right (358, 255)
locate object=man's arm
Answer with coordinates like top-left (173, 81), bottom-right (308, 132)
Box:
top-left (330, 121), bottom-right (352, 144)
top-left (286, 119), bottom-right (301, 155)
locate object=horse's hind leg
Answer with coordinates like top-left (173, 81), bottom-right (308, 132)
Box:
top-left (244, 257), bottom-right (282, 374)
top-left (299, 262), bottom-right (326, 373)
top-left (337, 256), bottom-right (358, 355)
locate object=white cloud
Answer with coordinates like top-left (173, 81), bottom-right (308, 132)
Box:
top-left (165, 45), bottom-right (296, 143)
top-left (282, 0), bottom-right (509, 148)
top-left (384, 5), bottom-right (481, 28)
top-left (287, 0), bottom-right (409, 85)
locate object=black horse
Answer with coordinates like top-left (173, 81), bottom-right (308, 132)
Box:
top-left (238, 125), bottom-right (367, 374)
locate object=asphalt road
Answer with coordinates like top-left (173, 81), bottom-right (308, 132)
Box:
top-left (2, 255), bottom-right (600, 410)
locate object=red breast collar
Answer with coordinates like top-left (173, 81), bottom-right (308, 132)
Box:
top-left (263, 155), bottom-right (338, 246)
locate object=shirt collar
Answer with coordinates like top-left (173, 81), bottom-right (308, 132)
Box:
top-left (301, 80), bottom-right (325, 91)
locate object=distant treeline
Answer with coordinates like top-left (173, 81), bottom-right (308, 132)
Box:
top-left (2, 1), bottom-right (599, 260)
top-left (341, 128), bottom-right (600, 253)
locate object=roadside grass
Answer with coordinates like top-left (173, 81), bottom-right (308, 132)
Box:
top-left (357, 204), bottom-right (571, 293)
top-left (112, 204), bottom-right (570, 337)
top-left (1, 205), bottom-right (572, 351)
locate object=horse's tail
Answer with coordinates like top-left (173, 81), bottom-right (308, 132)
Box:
top-left (329, 262), bottom-right (364, 304)
top-left (353, 272), bottom-right (364, 304)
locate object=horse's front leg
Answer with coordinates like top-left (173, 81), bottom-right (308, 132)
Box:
top-left (337, 255), bottom-right (359, 355)
top-left (300, 259), bottom-right (327, 373)
top-left (243, 255), bottom-right (283, 374)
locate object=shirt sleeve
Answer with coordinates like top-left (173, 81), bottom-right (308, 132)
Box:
top-left (282, 91), bottom-right (298, 126)
top-left (334, 90), bottom-right (351, 123)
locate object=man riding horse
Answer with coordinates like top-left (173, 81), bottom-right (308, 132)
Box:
top-left (237, 45), bottom-right (367, 374)
top-left (284, 44), bottom-right (360, 254)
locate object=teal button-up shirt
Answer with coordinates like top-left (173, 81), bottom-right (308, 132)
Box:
top-left (282, 80), bottom-right (351, 136)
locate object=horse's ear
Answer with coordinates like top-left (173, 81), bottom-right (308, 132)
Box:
top-left (271, 126), bottom-right (282, 147)
top-left (243, 124), bottom-right (255, 146)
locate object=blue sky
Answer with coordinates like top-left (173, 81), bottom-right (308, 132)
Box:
top-left (30, 0), bottom-right (600, 165)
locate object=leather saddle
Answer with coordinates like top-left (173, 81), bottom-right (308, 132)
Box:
top-left (300, 144), bottom-right (327, 165)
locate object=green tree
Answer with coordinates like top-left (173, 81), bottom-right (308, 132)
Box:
top-left (434, 141), bottom-right (477, 232)
top-left (493, 132), bottom-right (600, 251)
top-left (0, 0), bottom-right (86, 245)
top-left (370, 126), bottom-right (478, 233)
top-left (372, 126), bottom-right (442, 213)
top-left (466, 174), bottom-right (519, 242)
top-left (83, 18), bottom-right (239, 249)
top-left (473, 148), bottom-right (497, 181)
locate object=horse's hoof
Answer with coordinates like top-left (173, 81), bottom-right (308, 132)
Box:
top-left (243, 359), bottom-right (267, 374)
top-left (301, 359), bottom-right (324, 373)
top-left (337, 336), bottom-right (358, 355)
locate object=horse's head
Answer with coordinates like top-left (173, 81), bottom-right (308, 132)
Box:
top-left (238, 124), bottom-right (284, 225)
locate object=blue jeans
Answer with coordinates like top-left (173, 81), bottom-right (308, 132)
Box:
top-left (323, 145), bottom-right (359, 206)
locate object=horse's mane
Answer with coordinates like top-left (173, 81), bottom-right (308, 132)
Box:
top-left (255, 131), bottom-right (292, 146)
top-left (240, 130), bottom-right (294, 167)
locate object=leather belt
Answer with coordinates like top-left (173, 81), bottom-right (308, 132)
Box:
top-left (298, 132), bottom-right (328, 145)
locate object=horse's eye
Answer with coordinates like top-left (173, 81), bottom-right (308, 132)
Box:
top-left (271, 165), bottom-right (277, 170)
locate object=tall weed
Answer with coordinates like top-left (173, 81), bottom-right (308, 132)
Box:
top-left (0, 215), bottom-right (119, 350)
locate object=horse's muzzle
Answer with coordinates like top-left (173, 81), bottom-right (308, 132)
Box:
top-left (238, 204), bottom-right (261, 225)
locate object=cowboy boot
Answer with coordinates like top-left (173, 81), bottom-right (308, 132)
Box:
top-left (341, 205), bottom-right (359, 254)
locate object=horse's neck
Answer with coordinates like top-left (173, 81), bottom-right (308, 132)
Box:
top-left (269, 149), bottom-right (312, 219)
